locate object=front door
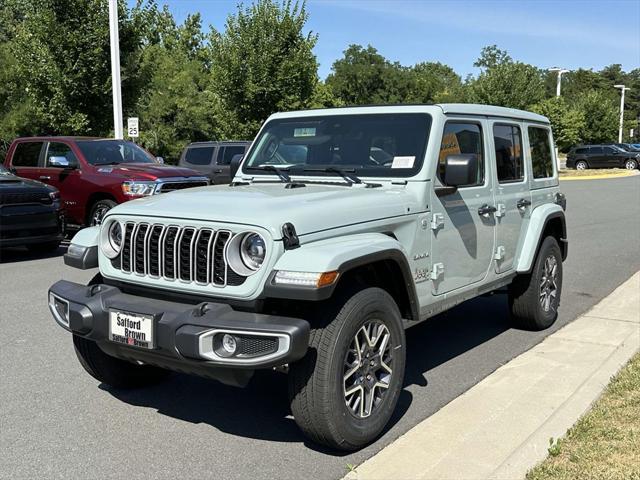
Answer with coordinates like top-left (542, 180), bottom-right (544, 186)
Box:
top-left (41, 141), bottom-right (85, 224)
top-left (213, 146), bottom-right (245, 184)
top-left (491, 122), bottom-right (530, 273)
top-left (430, 119), bottom-right (496, 294)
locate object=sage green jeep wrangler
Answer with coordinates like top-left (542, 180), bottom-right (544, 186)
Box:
top-left (49, 104), bottom-right (567, 450)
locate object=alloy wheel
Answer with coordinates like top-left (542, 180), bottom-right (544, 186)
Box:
top-left (91, 205), bottom-right (111, 226)
top-left (625, 160), bottom-right (637, 170)
top-left (539, 255), bottom-right (559, 313)
top-left (343, 320), bottom-right (393, 419)
top-left (576, 161), bottom-right (587, 171)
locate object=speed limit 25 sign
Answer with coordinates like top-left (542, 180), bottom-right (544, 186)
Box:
top-left (127, 117), bottom-right (139, 138)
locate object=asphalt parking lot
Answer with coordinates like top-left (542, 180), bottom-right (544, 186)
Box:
top-left (1, 176), bottom-right (639, 480)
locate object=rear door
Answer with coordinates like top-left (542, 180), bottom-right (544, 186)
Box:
top-left (41, 141), bottom-right (85, 223)
top-left (490, 121), bottom-right (530, 273)
top-left (9, 141), bottom-right (45, 182)
top-left (180, 145), bottom-right (216, 177)
top-left (213, 145), bottom-right (247, 184)
top-left (430, 118), bottom-right (496, 294)
top-left (589, 147), bottom-right (604, 167)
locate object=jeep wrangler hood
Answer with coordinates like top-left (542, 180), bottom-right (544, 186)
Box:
top-left (108, 183), bottom-right (420, 238)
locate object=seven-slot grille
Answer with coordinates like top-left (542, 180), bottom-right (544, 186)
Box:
top-left (117, 222), bottom-right (244, 287)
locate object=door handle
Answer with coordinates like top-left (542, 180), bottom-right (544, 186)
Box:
top-left (517, 199), bottom-right (532, 209)
top-left (478, 204), bottom-right (497, 216)
top-left (39, 175), bottom-right (51, 180)
top-left (213, 169), bottom-right (223, 174)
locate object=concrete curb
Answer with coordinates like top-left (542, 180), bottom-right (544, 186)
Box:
top-left (559, 170), bottom-right (639, 181)
top-left (344, 272), bottom-right (640, 480)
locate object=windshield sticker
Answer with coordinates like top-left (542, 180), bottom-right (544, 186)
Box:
top-left (391, 156), bottom-right (415, 169)
top-left (294, 127), bottom-right (316, 137)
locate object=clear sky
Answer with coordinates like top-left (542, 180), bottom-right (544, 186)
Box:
top-left (142, 0), bottom-right (640, 79)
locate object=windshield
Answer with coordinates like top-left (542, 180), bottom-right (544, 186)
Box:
top-left (242, 113), bottom-right (431, 178)
top-left (76, 140), bottom-right (154, 166)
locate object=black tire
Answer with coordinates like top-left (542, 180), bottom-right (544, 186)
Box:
top-left (89, 199), bottom-right (117, 226)
top-left (508, 236), bottom-right (563, 330)
top-left (575, 160), bottom-right (588, 171)
top-left (624, 159), bottom-right (638, 170)
top-left (288, 287), bottom-right (406, 450)
top-left (73, 335), bottom-right (169, 388)
top-left (27, 240), bottom-right (60, 253)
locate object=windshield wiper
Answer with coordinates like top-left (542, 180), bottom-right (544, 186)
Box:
top-left (244, 165), bottom-right (291, 183)
top-left (302, 167), bottom-right (362, 185)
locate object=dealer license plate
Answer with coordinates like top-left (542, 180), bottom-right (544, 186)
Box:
top-left (109, 310), bottom-right (154, 349)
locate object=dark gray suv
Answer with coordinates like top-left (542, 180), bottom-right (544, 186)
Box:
top-left (179, 141), bottom-right (250, 184)
top-left (566, 144), bottom-right (639, 170)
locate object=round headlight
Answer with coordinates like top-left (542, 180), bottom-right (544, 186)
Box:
top-left (109, 221), bottom-right (123, 250)
top-left (225, 232), bottom-right (267, 276)
top-left (240, 233), bottom-right (266, 271)
top-left (100, 220), bottom-right (123, 259)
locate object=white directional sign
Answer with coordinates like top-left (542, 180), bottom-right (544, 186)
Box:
top-left (127, 117), bottom-right (139, 138)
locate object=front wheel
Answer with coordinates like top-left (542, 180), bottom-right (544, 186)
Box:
top-left (288, 287), bottom-right (406, 450)
top-left (508, 236), bottom-right (563, 330)
top-left (89, 199), bottom-right (117, 226)
top-left (624, 159), bottom-right (638, 170)
top-left (73, 335), bottom-right (169, 388)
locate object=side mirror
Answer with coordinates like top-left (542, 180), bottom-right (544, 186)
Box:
top-left (156, 156), bottom-right (164, 164)
top-left (443, 154), bottom-right (479, 187)
top-left (229, 154), bottom-right (244, 179)
top-left (49, 156), bottom-right (70, 168)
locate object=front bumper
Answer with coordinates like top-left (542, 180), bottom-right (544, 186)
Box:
top-left (0, 204), bottom-right (63, 247)
top-left (49, 280), bottom-right (309, 387)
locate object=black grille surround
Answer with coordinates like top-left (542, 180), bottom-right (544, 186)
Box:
top-left (156, 181), bottom-right (209, 193)
top-left (0, 191), bottom-right (52, 205)
top-left (115, 222), bottom-right (246, 287)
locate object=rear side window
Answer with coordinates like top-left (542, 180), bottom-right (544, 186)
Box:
top-left (12, 142), bottom-right (43, 167)
top-left (493, 124), bottom-right (524, 183)
top-left (602, 147), bottom-right (615, 154)
top-left (218, 146), bottom-right (246, 165)
top-left (184, 146), bottom-right (215, 165)
top-left (439, 122), bottom-right (484, 187)
top-left (590, 147), bottom-right (603, 155)
top-left (528, 127), bottom-right (554, 179)
top-left (46, 142), bottom-right (79, 167)
top-left (575, 148), bottom-right (587, 154)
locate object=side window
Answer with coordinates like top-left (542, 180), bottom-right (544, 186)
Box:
top-left (575, 148), bottom-right (587, 154)
top-left (528, 127), bottom-right (554, 179)
top-left (493, 124), bottom-right (524, 183)
top-left (602, 147), bottom-right (615, 154)
top-left (219, 146), bottom-right (246, 165)
top-left (184, 146), bottom-right (215, 166)
top-left (12, 142), bottom-right (43, 167)
top-left (590, 147), bottom-right (603, 155)
top-left (439, 122), bottom-right (484, 186)
top-left (46, 142), bottom-right (78, 168)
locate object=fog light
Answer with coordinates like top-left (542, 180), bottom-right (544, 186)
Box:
top-left (222, 334), bottom-right (237, 354)
top-left (49, 292), bottom-right (70, 327)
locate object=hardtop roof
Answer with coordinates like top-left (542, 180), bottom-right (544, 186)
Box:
top-left (269, 103), bottom-right (549, 124)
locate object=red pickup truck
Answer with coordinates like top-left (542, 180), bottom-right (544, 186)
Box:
top-left (4, 137), bottom-right (208, 226)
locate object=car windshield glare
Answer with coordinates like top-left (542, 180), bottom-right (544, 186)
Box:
top-left (77, 140), bottom-right (155, 166)
top-left (242, 113), bottom-right (431, 178)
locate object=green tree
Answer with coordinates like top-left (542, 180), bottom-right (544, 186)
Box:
top-left (209, 0), bottom-right (318, 139)
top-left (326, 44), bottom-right (413, 105)
top-left (407, 61), bottom-right (464, 103)
top-left (530, 97), bottom-right (585, 152)
top-left (574, 90), bottom-right (618, 144)
top-left (467, 61), bottom-right (545, 110)
top-left (473, 44), bottom-right (512, 70)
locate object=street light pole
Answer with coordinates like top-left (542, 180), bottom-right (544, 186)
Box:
top-left (549, 67), bottom-right (569, 97)
top-left (614, 84), bottom-right (630, 144)
top-left (108, 0), bottom-right (123, 139)
top-left (548, 67), bottom-right (569, 170)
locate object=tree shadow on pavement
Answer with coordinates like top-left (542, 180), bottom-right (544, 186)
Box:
top-left (0, 242), bottom-right (68, 264)
top-left (102, 293), bottom-right (509, 454)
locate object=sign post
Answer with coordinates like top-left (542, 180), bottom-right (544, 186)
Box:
top-left (127, 117), bottom-right (139, 139)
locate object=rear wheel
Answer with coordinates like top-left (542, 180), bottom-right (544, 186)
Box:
top-left (575, 160), bottom-right (588, 171)
top-left (89, 199), bottom-right (117, 226)
top-left (624, 159), bottom-right (638, 170)
top-left (508, 236), bottom-right (563, 330)
top-left (288, 287), bottom-right (406, 450)
top-left (73, 335), bottom-right (169, 388)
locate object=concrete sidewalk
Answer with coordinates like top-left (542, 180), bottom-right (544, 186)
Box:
top-left (345, 272), bottom-right (640, 480)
